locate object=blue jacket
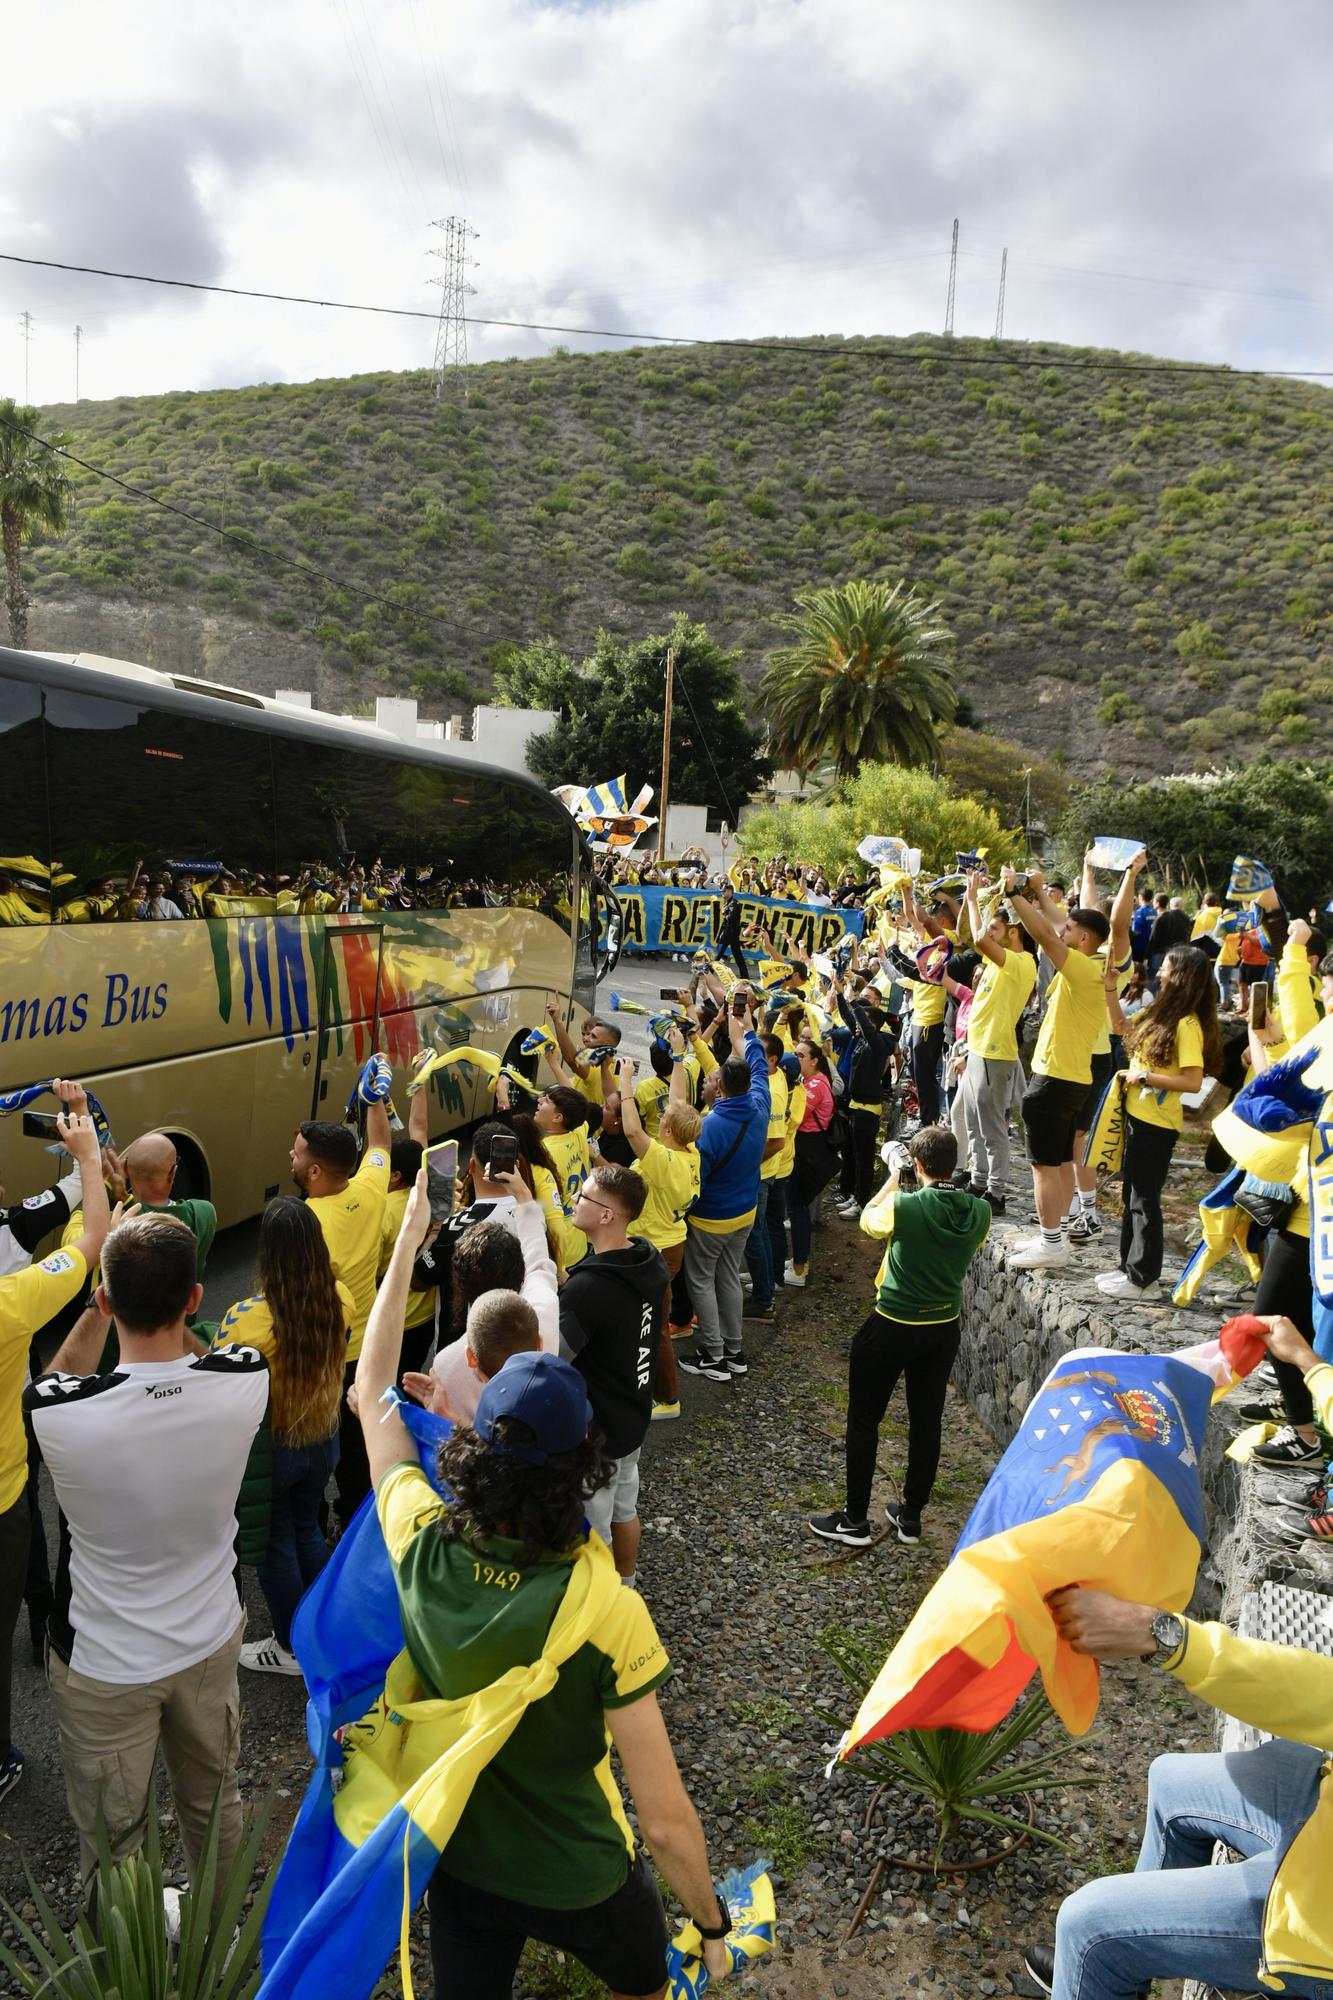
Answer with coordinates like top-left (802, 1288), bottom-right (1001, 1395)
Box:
top-left (691, 1034), bottom-right (771, 1231)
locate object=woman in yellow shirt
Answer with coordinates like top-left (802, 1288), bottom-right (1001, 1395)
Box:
top-left (1099, 947), bottom-right (1221, 1301)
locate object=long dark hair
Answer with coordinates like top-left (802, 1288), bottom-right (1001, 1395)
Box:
top-left (1125, 944), bottom-right (1223, 1076)
top-left (434, 1419), bottom-right (612, 1565)
top-left (256, 1197), bottom-right (346, 1444)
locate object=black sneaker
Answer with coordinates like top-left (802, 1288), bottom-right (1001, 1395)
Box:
top-left (678, 1349), bottom-right (731, 1383)
top-left (742, 1303), bottom-right (776, 1322)
top-left (885, 1502), bottom-right (922, 1544)
top-left (1252, 1426), bottom-right (1324, 1468)
top-left (1067, 1210), bottom-right (1103, 1243)
top-left (0, 1746), bottom-right (24, 1808)
top-left (1238, 1397), bottom-right (1283, 1423)
top-left (1022, 1942), bottom-right (1054, 1994)
top-left (983, 1189), bottom-right (1006, 1216)
top-left (807, 1511), bottom-right (872, 1548)
top-left (725, 1352), bottom-right (750, 1375)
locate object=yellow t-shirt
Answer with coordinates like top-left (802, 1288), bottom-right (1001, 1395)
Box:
top-left (633, 1140), bottom-right (701, 1251)
top-left (967, 950), bottom-right (1037, 1062)
top-left (534, 1164), bottom-right (584, 1273)
top-left (908, 930), bottom-right (958, 1030)
top-left (759, 1069), bottom-right (790, 1182)
top-left (1191, 910), bottom-right (1219, 942)
top-left (1032, 949), bottom-right (1108, 1085)
top-left (1218, 928), bottom-right (1240, 968)
top-left (1091, 949), bottom-right (1134, 1059)
top-left (1128, 1014), bottom-right (1205, 1132)
top-left (776, 1080), bottom-right (806, 1178)
top-left (2, 1247), bottom-right (88, 1510)
top-left (544, 1126), bottom-right (592, 1217)
top-left (307, 1147), bottom-right (390, 1362)
top-left (575, 1055), bottom-right (614, 1107)
top-left (216, 1278), bottom-right (356, 1366)
top-left (634, 1058), bottom-right (700, 1139)
top-left (380, 1188), bottom-right (438, 1331)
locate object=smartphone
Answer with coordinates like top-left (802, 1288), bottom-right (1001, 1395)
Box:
top-left (21, 1111), bottom-right (61, 1140)
top-left (424, 1139), bottom-right (458, 1223)
top-left (486, 1131), bottom-right (519, 1178)
top-left (1249, 981), bottom-right (1269, 1031)
top-left (659, 987), bottom-right (685, 1002)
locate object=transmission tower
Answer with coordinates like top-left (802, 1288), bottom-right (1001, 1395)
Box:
top-left (429, 216), bottom-right (478, 401)
top-left (943, 219), bottom-right (959, 336)
top-left (74, 324), bottom-right (83, 402)
top-left (994, 248), bottom-right (1008, 339)
top-left (18, 311), bottom-right (34, 400)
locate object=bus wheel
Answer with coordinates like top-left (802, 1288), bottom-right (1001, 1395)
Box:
top-left (169, 1135), bottom-right (211, 1203)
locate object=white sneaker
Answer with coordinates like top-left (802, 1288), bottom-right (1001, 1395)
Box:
top-left (1010, 1232), bottom-right (1046, 1254)
top-left (1095, 1269), bottom-right (1158, 1299)
top-left (163, 1886), bottom-right (183, 1944)
top-left (783, 1263), bottom-right (808, 1288)
top-left (240, 1637), bottom-right (302, 1677)
top-left (1008, 1239), bottom-right (1071, 1271)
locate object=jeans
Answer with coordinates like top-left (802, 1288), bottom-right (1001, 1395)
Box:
top-left (1120, 1114), bottom-right (1178, 1287)
top-left (259, 1432), bottom-right (340, 1648)
top-left (1053, 1740), bottom-right (1333, 1999)
top-left (1216, 962), bottom-right (1236, 1007)
top-left (745, 1180), bottom-right (775, 1308)
top-left (845, 1310), bottom-right (960, 1523)
top-left (839, 1108), bottom-right (880, 1208)
top-left (684, 1223), bottom-right (751, 1360)
top-left (909, 1022), bottom-right (944, 1127)
top-left (766, 1174), bottom-right (790, 1285)
top-left (788, 1187), bottom-right (813, 1265)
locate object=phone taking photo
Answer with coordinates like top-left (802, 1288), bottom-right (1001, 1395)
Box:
top-left (21, 1111), bottom-right (61, 1140)
top-left (1249, 981), bottom-right (1269, 1032)
top-left (424, 1139), bottom-right (458, 1224)
top-left (486, 1131), bottom-right (519, 1178)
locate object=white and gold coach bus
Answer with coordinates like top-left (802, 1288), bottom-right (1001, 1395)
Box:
top-left (0, 647), bottom-right (614, 1223)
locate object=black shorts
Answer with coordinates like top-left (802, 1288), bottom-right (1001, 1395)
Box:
top-left (1076, 1051), bottom-right (1115, 1132)
top-left (1022, 1074), bottom-right (1090, 1168)
top-left (428, 1849), bottom-right (668, 2000)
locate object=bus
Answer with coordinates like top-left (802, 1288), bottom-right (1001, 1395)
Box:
top-left (0, 646), bottom-right (617, 1225)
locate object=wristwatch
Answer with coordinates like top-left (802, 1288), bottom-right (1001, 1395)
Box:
top-left (1148, 1611), bottom-right (1185, 1661)
top-left (695, 1896), bottom-right (731, 1941)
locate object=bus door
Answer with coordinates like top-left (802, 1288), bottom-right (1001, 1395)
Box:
top-left (310, 922), bottom-right (385, 1120)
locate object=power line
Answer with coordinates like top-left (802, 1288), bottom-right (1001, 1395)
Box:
top-left (673, 657), bottom-right (736, 827)
top-left (1, 249), bottom-right (1330, 379)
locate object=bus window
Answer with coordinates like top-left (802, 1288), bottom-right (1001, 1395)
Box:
top-left (0, 675), bottom-right (51, 924)
top-left (42, 687), bottom-right (276, 920)
top-left (509, 791), bottom-right (574, 935)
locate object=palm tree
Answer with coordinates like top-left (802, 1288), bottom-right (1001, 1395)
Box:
top-left (0, 399), bottom-right (73, 648)
top-left (759, 579), bottom-right (957, 782)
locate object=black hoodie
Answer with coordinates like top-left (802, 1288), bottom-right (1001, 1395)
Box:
top-left (558, 1237), bottom-right (670, 1458)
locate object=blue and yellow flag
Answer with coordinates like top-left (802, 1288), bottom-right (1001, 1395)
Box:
top-left (841, 1349), bottom-right (1216, 1750)
top-left (1172, 1165), bottom-right (1266, 1305)
top-left (1227, 854), bottom-right (1274, 901)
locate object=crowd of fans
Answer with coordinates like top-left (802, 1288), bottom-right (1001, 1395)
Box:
top-left (0, 835), bottom-right (1329, 2000)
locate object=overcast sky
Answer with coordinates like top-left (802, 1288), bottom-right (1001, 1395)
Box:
top-left (3, 0), bottom-right (1331, 406)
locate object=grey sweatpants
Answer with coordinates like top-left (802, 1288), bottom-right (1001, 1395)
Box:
top-left (684, 1222), bottom-right (751, 1360)
top-left (960, 1048), bottom-right (1017, 1192)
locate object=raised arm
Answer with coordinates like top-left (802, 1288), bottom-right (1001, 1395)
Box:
top-left (665, 1026), bottom-right (691, 1104)
top-left (1005, 867), bottom-right (1066, 968)
top-left (364, 1097), bottom-right (392, 1157)
top-left (1108, 851), bottom-right (1146, 966)
top-left (356, 1170), bottom-right (434, 1486)
top-left (618, 1060), bottom-right (652, 1160)
top-left (544, 997), bottom-right (582, 1071)
top-left (59, 1111), bottom-right (111, 1273)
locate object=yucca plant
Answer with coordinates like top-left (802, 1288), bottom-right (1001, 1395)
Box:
top-left (821, 1617), bottom-right (1097, 1864)
top-left (0, 1790), bottom-right (274, 2000)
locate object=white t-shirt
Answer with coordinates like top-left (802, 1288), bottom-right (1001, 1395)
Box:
top-left (28, 1345), bottom-right (269, 1683)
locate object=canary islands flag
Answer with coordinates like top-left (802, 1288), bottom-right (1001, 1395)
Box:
top-left (842, 1347), bottom-right (1226, 1751)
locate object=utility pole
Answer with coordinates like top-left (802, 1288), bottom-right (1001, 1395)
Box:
top-left (994, 248), bottom-right (1008, 340)
top-left (943, 220), bottom-right (959, 336)
top-left (657, 646), bottom-right (674, 861)
top-left (428, 216), bottom-right (478, 401)
top-left (18, 311), bottom-right (34, 400)
top-left (74, 324), bottom-right (83, 402)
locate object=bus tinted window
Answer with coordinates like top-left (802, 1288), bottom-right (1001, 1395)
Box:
top-left (0, 676), bottom-right (51, 925)
top-left (509, 790), bottom-right (573, 935)
top-left (43, 687), bottom-right (276, 920)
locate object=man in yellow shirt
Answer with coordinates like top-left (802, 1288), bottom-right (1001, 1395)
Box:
top-left (544, 1000), bottom-right (622, 1109)
top-left (290, 1102), bottom-right (391, 1528)
top-left (957, 873), bottom-right (1037, 1214)
top-left (1002, 869), bottom-right (1110, 1272)
top-left (0, 1108), bottom-right (109, 1802)
top-left (902, 882), bottom-right (960, 1127)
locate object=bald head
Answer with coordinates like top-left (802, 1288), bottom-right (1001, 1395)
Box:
top-left (125, 1131), bottom-right (178, 1202)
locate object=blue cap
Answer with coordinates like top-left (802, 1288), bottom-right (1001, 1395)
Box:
top-left (474, 1351), bottom-right (592, 1465)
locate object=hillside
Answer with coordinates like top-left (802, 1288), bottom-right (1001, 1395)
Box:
top-left (22, 333), bottom-right (1333, 776)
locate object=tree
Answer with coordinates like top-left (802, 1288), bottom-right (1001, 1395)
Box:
top-left (0, 399), bottom-right (73, 648)
top-left (759, 579), bottom-right (956, 782)
top-left (1055, 759), bottom-right (1333, 915)
top-left (740, 762), bottom-right (1020, 881)
top-left (492, 615), bottom-right (769, 818)
top-left (936, 726), bottom-right (1069, 841)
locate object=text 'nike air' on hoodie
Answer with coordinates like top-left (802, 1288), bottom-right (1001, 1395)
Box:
top-left (559, 1238), bottom-right (670, 1458)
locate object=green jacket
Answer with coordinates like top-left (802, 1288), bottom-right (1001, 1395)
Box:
top-left (860, 1182), bottom-right (991, 1323)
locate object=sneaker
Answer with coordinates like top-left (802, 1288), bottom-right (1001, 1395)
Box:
top-left (783, 1263), bottom-right (807, 1287)
top-left (1067, 1210), bottom-right (1103, 1243)
top-left (1095, 1270), bottom-right (1158, 1299)
top-left (1238, 1397), bottom-right (1284, 1423)
top-left (1008, 1239), bottom-right (1070, 1271)
top-left (240, 1637), bottom-right (302, 1677)
top-left (651, 1400), bottom-right (681, 1422)
top-left (1252, 1426), bottom-right (1324, 1468)
top-left (742, 1302), bottom-right (776, 1322)
top-left (0, 1746), bottom-right (23, 1807)
top-left (982, 1189), bottom-right (1006, 1216)
top-left (725, 1352), bottom-right (749, 1375)
top-left (677, 1349), bottom-right (731, 1382)
top-left (1022, 1943), bottom-right (1054, 1994)
top-left (740, 1274), bottom-right (753, 1292)
top-left (807, 1510), bottom-right (872, 1548)
top-left (885, 1502), bottom-right (922, 1545)
top-left (669, 1317), bottom-right (699, 1340)
top-left (163, 1886), bottom-right (183, 1946)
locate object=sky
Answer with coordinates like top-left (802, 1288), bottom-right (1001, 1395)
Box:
top-left (2, 0), bottom-right (1332, 407)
